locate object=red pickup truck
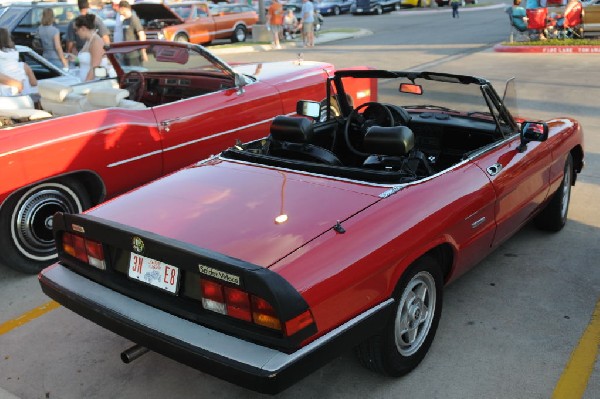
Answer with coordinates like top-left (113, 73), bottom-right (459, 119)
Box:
top-left (132, 1), bottom-right (258, 44)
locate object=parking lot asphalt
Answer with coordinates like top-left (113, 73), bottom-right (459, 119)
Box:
top-left (209, 3), bottom-right (600, 56)
top-left (211, 27), bottom-right (600, 55)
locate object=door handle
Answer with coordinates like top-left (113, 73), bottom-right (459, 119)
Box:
top-left (160, 118), bottom-right (181, 132)
top-left (487, 163), bottom-right (503, 176)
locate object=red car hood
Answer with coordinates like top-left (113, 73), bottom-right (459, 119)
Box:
top-left (90, 159), bottom-right (384, 267)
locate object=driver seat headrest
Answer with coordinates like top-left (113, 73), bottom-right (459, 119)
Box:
top-left (270, 116), bottom-right (314, 143)
top-left (363, 126), bottom-right (415, 156)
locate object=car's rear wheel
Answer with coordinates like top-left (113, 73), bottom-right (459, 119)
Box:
top-left (535, 153), bottom-right (573, 232)
top-left (232, 25), bottom-right (247, 43)
top-left (0, 178), bottom-right (91, 274)
top-left (355, 255), bottom-right (443, 376)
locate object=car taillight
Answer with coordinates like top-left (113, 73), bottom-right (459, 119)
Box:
top-left (200, 278), bottom-right (302, 333)
top-left (251, 296), bottom-right (281, 330)
top-left (62, 232), bottom-right (106, 270)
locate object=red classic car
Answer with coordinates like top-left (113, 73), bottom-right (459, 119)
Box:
top-left (39, 70), bottom-right (584, 394)
top-left (0, 40), bottom-right (372, 274)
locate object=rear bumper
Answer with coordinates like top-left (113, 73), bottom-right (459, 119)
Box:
top-left (39, 264), bottom-right (394, 394)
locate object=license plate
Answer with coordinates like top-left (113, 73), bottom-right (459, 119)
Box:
top-left (128, 253), bottom-right (180, 294)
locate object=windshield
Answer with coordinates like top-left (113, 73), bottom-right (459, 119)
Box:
top-left (0, 7), bottom-right (27, 30)
top-left (108, 43), bottom-right (233, 76)
top-left (338, 71), bottom-right (515, 130)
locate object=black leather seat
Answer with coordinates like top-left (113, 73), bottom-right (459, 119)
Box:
top-left (268, 116), bottom-right (342, 166)
top-left (362, 126), bottom-right (434, 176)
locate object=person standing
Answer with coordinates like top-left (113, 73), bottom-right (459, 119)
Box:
top-left (37, 8), bottom-right (69, 70)
top-left (118, 1), bottom-right (147, 65)
top-left (0, 28), bottom-right (37, 95)
top-left (301, 0), bottom-right (315, 47)
top-left (451, 0), bottom-right (460, 18)
top-left (267, 0), bottom-right (284, 49)
top-left (66, 0), bottom-right (110, 56)
top-left (112, 0), bottom-right (124, 43)
top-left (73, 14), bottom-right (111, 81)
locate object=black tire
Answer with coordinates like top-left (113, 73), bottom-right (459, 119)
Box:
top-left (174, 33), bottom-right (189, 43)
top-left (334, 6), bottom-right (341, 15)
top-left (231, 25), bottom-right (247, 43)
top-left (355, 255), bottom-right (443, 376)
top-left (535, 153), bottom-right (573, 232)
top-left (0, 178), bottom-right (91, 274)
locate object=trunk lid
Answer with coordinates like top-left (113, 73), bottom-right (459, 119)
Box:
top-left (90, 159), bottom-right (384, 267)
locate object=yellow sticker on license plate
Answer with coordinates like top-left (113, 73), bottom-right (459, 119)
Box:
top-left (128, 253), bottom-right (180, 294)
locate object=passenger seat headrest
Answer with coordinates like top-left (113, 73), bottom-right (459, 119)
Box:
top-left (270, 116), bottom-right (314, 143)
top-left (86, 88), bottom-right (130, 107)
top-left (38, 80), bottom-right (73, 102)
top-left (364, 126), bottom-right (415, 156)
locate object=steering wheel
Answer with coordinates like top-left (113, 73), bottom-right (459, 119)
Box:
top-left (120, 71), bottom-right (146, 102)
top-left (344, 102), bottom-right (394, 157)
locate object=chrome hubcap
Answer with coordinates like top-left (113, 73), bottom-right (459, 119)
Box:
top-left (394, 271), bottom-right (436, 356)
top-left (12, 185), bottom-right (81, 260)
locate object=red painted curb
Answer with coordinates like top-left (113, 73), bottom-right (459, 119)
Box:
top-left (494, 44), bottom-right (600, 53)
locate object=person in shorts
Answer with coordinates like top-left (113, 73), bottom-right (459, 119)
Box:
top-left (301, 0), bottom-right (314, 47)
top-left (267, 0), bottom-right (284, 49)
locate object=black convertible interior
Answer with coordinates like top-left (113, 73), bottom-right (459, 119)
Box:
top-left (223, 101), bottom-right (503, 185)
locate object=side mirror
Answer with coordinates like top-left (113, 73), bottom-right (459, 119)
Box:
top-left (234, 73), bottom-right (248, 94)
top-left (296, 100), bottom-right (320, 118)
top-left (517, 121), bottom-right (548, 152)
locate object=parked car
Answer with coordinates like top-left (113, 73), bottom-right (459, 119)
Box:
top-left (0, 40), bottom-right (372, 274)
top-left (39, 69), bottom-right (584, 394)
top-left (16, 44), bottom-right (68, 81)
top-left (400, 0), bottom-right (431, 7)
top-left (352, 0), bottom-right (400, 15)
top-left (582, 0), bottom-right (600, 35)
top-left (132, 0), bottom-right (258, 44)
top-left (315, 0), bottom-right (355, 16)
top-left (0, 1), bottom-right (79, 50)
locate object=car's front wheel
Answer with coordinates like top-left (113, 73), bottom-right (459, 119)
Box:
top-left (355, 255), bottom-right (443, 376)
top-left (0, 179), bottom-right (91, 274)
top-left (232, 25), bottom-right (247, 43)
top-left (535, 153), bottom-right (573, 231)
top-left (174, 33), bottom-right (189, 43)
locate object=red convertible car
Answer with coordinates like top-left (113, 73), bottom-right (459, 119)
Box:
top-left (0, 41), bottom-right (372, 274)
top-left (39, 70), bottom-right (584, 394)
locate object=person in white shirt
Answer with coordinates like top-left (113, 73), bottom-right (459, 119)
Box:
top-left (0, 28), bottom-right (37, 95)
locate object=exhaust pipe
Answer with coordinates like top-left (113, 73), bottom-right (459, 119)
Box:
top-left (120, 344), bottom-right (150, 364)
